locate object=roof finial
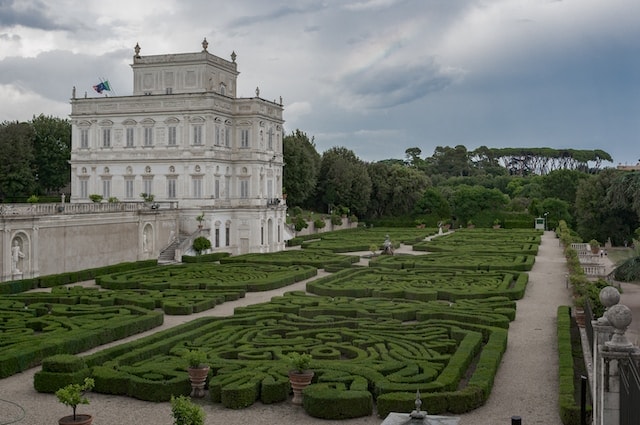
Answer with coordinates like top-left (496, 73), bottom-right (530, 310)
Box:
top-left (231, 51), bottom-right (237, 62)
top-left (255, 86), bottom-right (260, 97)
top-left (134, 42), bottom-right (141, 58)
top-left (202, 37), bottom-right (209, 52)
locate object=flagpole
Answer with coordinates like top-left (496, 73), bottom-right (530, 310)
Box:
top-left (101, 77), bottom-right (118, 96)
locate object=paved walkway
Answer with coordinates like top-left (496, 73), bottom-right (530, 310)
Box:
top-left (0, 231), bottom-right (582, 425)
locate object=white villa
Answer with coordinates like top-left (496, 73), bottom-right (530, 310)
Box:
top-left (69, 39), bottom-right (288, 255)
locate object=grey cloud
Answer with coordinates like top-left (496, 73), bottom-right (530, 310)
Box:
top-left (0, 0), bottom-right (71, 31)
top-left (340, 60), bottom-right (463, 109)
top-left (0, 49), bottom-right (131, 105)
top-left (0, 32), bottom-right (20, 41)
top-left (227, 3), bottom-right (327, 28)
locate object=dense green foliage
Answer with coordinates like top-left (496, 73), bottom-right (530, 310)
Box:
top-left (0, 116), bottom-right (71, 201)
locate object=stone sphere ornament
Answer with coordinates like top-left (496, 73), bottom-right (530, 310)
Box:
top-left (596, 286), bottom-right (621, 325)
top-left (605, 304), bottom-right (634, 350)
top-left (599, 286), bottom-right (620, 309)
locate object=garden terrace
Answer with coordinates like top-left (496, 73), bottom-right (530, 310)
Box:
top-left (299, 227), bottom-right (438, 252)
top-left (219, 249), bottom-right (359, 269)
top-left (0, 300), bottom-right (162, 378)
top-left (306, 268), bottom-right (529, 301)
top-left (96, 263), bottom-right (317, 293)
top-left (413, 239), bottom-right (539, 255)
top-left (41, 292), bottom-right (512, 418)
top-left (422, 228), bottom-right (543, 244)
top-left (8, 285), bottom-right (238, 315)
top-left (370, 252), bottom-right (535, 272)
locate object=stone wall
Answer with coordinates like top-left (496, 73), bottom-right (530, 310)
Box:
top-left (1, 210), bottom-right (179, 282)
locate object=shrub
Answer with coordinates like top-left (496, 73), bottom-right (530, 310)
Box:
top-left (171, 395), bottom-right (205, 425)
top-left (192, 237), bottom-right (211, 255)
top-left (89, 194), bottom-right (103, 203)
top-left (313, 218), bottom-right (326, 229)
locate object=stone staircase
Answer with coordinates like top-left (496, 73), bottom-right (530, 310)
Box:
top-left (158, 235), bottom-right (187, 264)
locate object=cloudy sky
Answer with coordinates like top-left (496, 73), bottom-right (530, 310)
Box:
top-left (1, 0), bottom-right (638, 165)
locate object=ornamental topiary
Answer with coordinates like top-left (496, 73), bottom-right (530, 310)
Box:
top-left (192, 237), bottom-right (211, 255)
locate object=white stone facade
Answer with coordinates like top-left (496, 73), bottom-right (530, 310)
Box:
top-left (69, 41), bottom-right (287, 255)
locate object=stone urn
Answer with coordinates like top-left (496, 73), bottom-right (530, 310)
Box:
top-left (188, 366), bottom-right (210, 398)
top-left (58, 414), bottom-right (93, 425)
top-left (288, 370), bottom-right (314, 405)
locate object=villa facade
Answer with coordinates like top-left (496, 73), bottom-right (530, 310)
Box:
top-left (68, 40), bottom-right (288, 255)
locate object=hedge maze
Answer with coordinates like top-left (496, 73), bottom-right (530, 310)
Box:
top-left (412, 228), bottom-right (541, 255)
top-left (296, 227), bottom-right (438, 252)
top-left (5, 227), bottom-right (544, 419)
top-left (39, 292), bottom-right (512, 418)
top-left (0, 264), bottom-right (317, 379)
top-left (306, 268), bottom-right (529, 301)
top-left (0, 300), bottom-right (161, 379)
top-left (219, 249), bottom-right (359, 269)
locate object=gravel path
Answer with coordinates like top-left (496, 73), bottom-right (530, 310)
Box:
top-left (0, 231), bottom-right (576, 425)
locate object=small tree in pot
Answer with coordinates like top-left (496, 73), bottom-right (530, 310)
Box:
top-left (287, 352), bottom-right (313, 405)
top-left (55, 377), bottom-right (95, 425)
top-left (184, 349), bottom-right (210, 398)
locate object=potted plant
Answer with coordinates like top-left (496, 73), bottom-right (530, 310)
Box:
top-left (286, 352), bottom-right (313, 405)
top-left (88, 194), bottom-right (103, 203)
top-left (493, 218), bottom-right (501, 229)
top-left (184, 349), bottom-right (209, 398)
top-left (170, 395), bottom-right (205, 425)
top-left (589, 239), bottom-right (600, 254)
top-left (140, 192), bottom-right (154, 203)
top-left (195, 212), bottom-right (205, 229)
top-left (467, 220), bottom-right (475, 229)
top-left (55, 377), bottom-right (95, 425)
top-left (192, 236), bottom-right (211, 256)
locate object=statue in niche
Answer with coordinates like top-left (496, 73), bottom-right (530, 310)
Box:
top-left (382, 235), bottom-right (394, 255)
top-left (11, 239), bottom-right (25, 273)
top-left (143, 228), bottom-right (150, 252)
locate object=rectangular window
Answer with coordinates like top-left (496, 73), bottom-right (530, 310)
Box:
top-left (240, 129), bottom-right (249, 148)
top-left (225, 127), bottom-right (230, 147)
top-left (225, 227), bottom-right (230, 246)
top-left (225, 176), bottom-right (230, 199)
top-left (102, 128), bottom-right (111, 147)
top-left (261, 226), bottom-right (264, 245)
top-left (267, 179), bottom-right (273, 198)
top-left (167, 177), bottom-right (177, 199)
top-left (144, 127), bottom-right (153, 146)
top-left (143, 178), bottom-right (153, 197)
top-left (80, 179), bottom-right (88, 199)
top-left (102, 179), bottom-right (111, 199)
top-left (268, 128), bottom-right (273, 150)
top-left (214, 179), bottom-right (220, 198)
top-left (168, 127), bottom-right (177, 146)
top-left (126, 128), bottom-right (134, 147)
top-left (125, 178), bottom-right (134, 199)
top-left (240, 180), bottom-right (249, 199)
top-left (192, 177), bottom-right (202, 198)
top-left (215, 228), bottom-right (220, 248)
top-left (80, 129), bottom-right (89, 148)
top-left (215, 125), bottom-right (220, 146)
top-left (193, 125), bottom-right (202, 145)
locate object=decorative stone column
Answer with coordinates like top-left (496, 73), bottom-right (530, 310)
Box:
top-left (592, 286), bottom-right (619, 425)
top-left (596, 302), bottom-right (640, 425)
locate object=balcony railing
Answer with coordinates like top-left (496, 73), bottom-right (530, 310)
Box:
top-left (0, 201), bottom-right (178, 217)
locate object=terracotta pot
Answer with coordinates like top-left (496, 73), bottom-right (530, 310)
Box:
top-left (288, 370), bottom-right (314, 405)
top-left (574, 308), bottom-right (586, 328)
top-left (188, 366), bottom-right (210, 398)
top-left (58, 414), bottom-right (93, 425)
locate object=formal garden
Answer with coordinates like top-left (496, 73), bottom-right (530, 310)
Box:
top-left (0, 226), bottom-right (594, 422)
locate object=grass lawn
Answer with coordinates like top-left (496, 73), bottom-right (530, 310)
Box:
top-left (606, 247), bottom-right (636, 266)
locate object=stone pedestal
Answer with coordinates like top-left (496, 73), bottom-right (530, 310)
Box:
top-left (381, 413), bottom-right (460, 425)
